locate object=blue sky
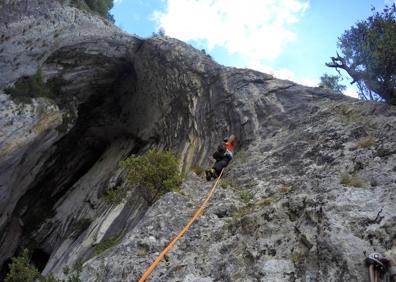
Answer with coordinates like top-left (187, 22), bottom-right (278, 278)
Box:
top-left (111, 0), bottom-right (395, 97)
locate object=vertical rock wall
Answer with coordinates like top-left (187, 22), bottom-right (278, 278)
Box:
top-left (0, 1), bottom-right (395, 281)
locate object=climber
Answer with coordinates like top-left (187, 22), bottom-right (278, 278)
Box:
top-left (205, 135), bottom-right (236, 181)
top-left (365, 249), bottom-right (396, 282)
top-left (386, 247), bottom-right (396, 282)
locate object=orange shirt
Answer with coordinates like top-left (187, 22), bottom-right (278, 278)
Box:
top-left (225, 139), bottom-right (236, 152)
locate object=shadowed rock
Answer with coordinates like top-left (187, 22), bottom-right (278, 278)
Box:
top-left (0, 1), bottom-right (395, 281)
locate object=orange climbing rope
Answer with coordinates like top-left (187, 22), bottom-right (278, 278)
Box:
top-left (138, 169), bottom-right (224, 282)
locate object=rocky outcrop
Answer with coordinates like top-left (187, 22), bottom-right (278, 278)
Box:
top-left (0, 0), bottom-right (140, 274)
top-left (1, 1), bottom-right (395, 281)
top-left (79, 87), bottom-right (396, 282)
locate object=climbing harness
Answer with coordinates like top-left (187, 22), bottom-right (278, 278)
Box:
top-left (366, 252), bottom-right (390, 282)
top-left (138, 169), bottom-right (224, 282)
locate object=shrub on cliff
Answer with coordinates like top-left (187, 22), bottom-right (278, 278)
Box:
top-left (121, 149), bottom-right (183, 204)
top-left (67, 0), bottom-right (114, 21)
top-left (4, 249), bottom-right (40, 282)
top-left (5, 69), bottom-right (52, 103)
top-left (326, 5), bottom-right (396, 104)
top-left (319, 74), bottom-right (346, 94)
top-left (84, 0), bottom-right (113, 18)
top-left (5, 248), bottom-right (83, 282)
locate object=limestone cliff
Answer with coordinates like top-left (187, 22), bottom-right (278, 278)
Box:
top-left (0, 1), bottom-right (395, 281)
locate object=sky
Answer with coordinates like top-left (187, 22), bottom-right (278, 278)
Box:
top-left (111, 0), bottom-right (396, 98)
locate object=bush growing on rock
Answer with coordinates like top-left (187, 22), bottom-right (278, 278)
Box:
top-left (121, 149), bottom-right (183, 204)
top-left (94, 234), bottom-right (123, 255)
top-left (357, 136), bottom-right (377, 148)
top-left (239, 190), bottom-right (254, 204)
top-left (102, 186), bottom-right (127, 205)
top-left (5, 69), bottom-right (52, 103)
top-left (4, 249), bottom-right (40, 282)
top-left (191, 166), bottom-right (204, 176)
top-left (67, 0), bottom-right (114, 21)
top-left (326, 5), bottom-right (396, 104)
top-left (5, 249), bottom-right (83, 282)
top-left (340, 174), bottom-right (365, 187)
top-left (318, 73), bottom-right (346, 93)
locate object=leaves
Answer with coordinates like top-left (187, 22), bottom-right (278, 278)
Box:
top-left (121, 149), bottom-right (183, 204)
top-left (68, 0), bottom-right (114, 19)
top-left (319, 74), bottom-right (346, 93)
top-left (5, 249), bottom-right (41, 282)
top-left (328, 4), bottom-right (396, 104)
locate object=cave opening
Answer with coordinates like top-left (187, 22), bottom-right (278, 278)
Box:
top-left (0, 53), bottom-right (140, 276)
top-left (31, 248), bottom-right (50, 272)
top-left (0, 259), bottom-right (11, 281)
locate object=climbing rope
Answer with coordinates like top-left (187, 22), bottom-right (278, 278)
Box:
top-left (138, 169), bottom-right (224, 282)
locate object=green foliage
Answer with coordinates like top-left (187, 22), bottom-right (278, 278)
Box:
top-left (239, 190), bottom-right (254, 204)
top-left (278, 184), bottom-right (291, 193)
top-left (121, 149), bottom-right (183, 204)
top-left (136, 248), bottom-right (147, 257)
top-left (5, 249), bottom-right (40, 282)
top-left (340, 174), bottom-right (365, 187)
top-left (94, 234), bottom-right (123, 255)
top-left (332, 104), bottom-right (366, 125)
top-left (57, 111), bottom-right (78, 134)
top-left (220, 176), bottom-right (238, 190)
top-left (319, 74), bottom-right (346, 93)
top-left (40, 274), bottom-right (62, 282)
top-left (5, 69), bottom-right (52, 103)
top-left (357, 136), bottom-right (377, 148)
top-left (191, 166), bottom-right (205, 176)
top-left (102, 186), bottom-right (127, 205)
top-left (71, 218), bottom-right (92, 239)
top-left (84, 0), bottom-right (113, 17)
top-left (230, 195), bottom-right (277, 222)
top-left (256, 197), bottom-right (273, 207)
top-left (291, 251), bottom-right (305, 264)
top-left (152, 27), bottom-right (166, 37)
top-left (68, 0), bottom-right (114, 20)
top-left (327, 5), bottom-right (396, 104)
top-left (232, 204), bottom-right (255, 219)
top-left (59, 260), bottom-right (82, 282)
top-left (4, 249), bottom-right (82, 282)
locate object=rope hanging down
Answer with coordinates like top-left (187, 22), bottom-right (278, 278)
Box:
top-left (138, 169), bottom-right (224, 282)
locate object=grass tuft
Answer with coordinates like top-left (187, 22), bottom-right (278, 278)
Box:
top-left (239, 190), bottom-right (254, 204)
top-left (278, 184), bottom-right (291, 193)
top-left (191, 166), bottom-right (204, 176)
top-left (102, 186), bottom-right (127, 205)
top-left (256, 197), bottom-right (273, 207)
top-left (94, 234), bottom-right (123, 255)
top-left (340, 174), bottom-right (365, 187)
top-left (357, 136), bottom-right (377, 148)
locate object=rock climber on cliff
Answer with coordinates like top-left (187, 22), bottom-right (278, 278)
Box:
top-left (205, 135), bottom-right (236, 181)
top-left (365, 247), bottom-right (396, 282)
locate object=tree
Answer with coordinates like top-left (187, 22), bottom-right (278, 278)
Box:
top-left (158, 27), bottom-right (166, 37)
top-left (326, 5), bottom-right (396, 104)
top-left (5, 249), bottom-right (41, 282)
top-left (70, 0), bottom-right (114, 21)
top-left (121, 149), bottom-right (183, 204)
top-left (152, 27), bottom-right (166, 37)
top-left (319, 74), bottom-right (346, 93)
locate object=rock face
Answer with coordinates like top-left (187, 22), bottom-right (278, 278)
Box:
top-left (1, 1), bottom-right (396, 281)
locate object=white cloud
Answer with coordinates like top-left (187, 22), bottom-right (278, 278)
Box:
top-left (114, 0), bottom-right (123, 5)
top-left (344, 86), bottom-right (359, 99)
top-left (297, 78), bottom-right (319, 87)
top-left (152, 0), bottom-right (309, 67)
top-left (241, 60), bottom-right (320, 87)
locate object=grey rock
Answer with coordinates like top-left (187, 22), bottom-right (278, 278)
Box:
top-left (0, 1), bottom-right (395, 282)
